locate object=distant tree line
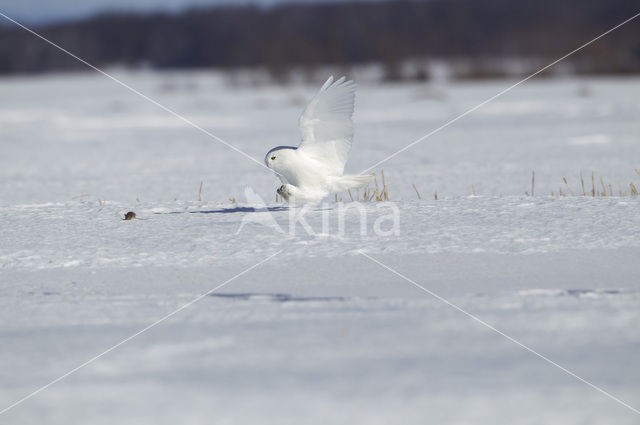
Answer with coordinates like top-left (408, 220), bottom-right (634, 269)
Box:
top-left (0, 0), bottom-right (639, 77)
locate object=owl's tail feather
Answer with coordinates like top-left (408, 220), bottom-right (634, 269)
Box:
top-left (328, 174), bottom-right (375, 193)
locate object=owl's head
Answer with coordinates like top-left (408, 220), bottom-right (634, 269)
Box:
top-left (264, 146), bottom-right (296, 171)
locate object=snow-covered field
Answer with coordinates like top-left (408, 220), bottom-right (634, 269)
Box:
top-left (1, 70), bottom-right (640, 424)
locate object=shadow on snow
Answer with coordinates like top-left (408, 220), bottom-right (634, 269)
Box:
top-left (209, 293), bottom-right (348, 303)
top-left (153, 206), bottom-right (290, 215)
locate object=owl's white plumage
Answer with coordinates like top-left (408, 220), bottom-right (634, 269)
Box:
top-left (265, 76), bottom-right (374, 203)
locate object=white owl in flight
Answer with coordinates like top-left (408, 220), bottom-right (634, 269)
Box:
top-left (265, 76), bottom-right (374, 204)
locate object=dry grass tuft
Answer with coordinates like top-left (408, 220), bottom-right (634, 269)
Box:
top-left (373, 177), bottom-right (381, 201)
top-left (600, 176), bottom-right (607, 196)
top-left (552, 171), bottom-right (639, 198)
top-left (381, 170), bottom-right (390, 201)
top-left (348, 171), bottom-right (391, 202)
top-left (531, 170), bottom-right (535, 197)
top-left (412, 183), bottom-right (422, 200)
top-left (563, 177), bottom-right (575, 196)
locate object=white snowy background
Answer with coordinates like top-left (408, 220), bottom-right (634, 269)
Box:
top-left (1, 70), bottom-right (639, 424)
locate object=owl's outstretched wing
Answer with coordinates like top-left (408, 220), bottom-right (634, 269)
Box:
top-left (298, 76), bottom-right (356, 174)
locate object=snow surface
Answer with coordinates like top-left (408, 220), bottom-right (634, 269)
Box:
top-left (1, 70), bottom-right (640, 424)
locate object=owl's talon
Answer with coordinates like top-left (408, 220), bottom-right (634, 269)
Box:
top-left (277, 184), bottom-right (294, 202)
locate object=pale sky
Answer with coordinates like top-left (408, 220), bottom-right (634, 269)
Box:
top-left (1, 0), bottom-right (350, 24)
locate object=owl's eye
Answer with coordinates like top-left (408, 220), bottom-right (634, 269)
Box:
top-left (270, 156), bottom-right (276, 160)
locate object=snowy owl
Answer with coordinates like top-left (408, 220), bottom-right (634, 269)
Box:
top-left (265, 76), bottom-right (374, 204)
